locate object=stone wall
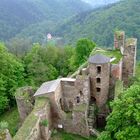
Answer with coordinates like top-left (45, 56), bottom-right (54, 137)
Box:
top-left (15, 87), bottom-right (35, 123)
top-left (114, 31), bottom-right (125, 54)
top-left (13, 97), bottom-right (51, 140)
top-left (122, 38), bottom-right (137, 86)
top-left (0, 129), bottom-right (12, 140)
top-left (63, 110), bottom-right (89, 137)
top-left (109, 60), bottom-right (123, 100)
top-left (61, 80), bottom-right (77, 112)
top-left (111, 60), bottom-right (122, 80)
top-left (51, 76), bottom-right (90, 137)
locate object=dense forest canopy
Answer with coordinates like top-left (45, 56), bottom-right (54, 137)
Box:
top-left (5, 0), bottom-right (140, 60)
top-left (98, 83), bottom-right (140, 140)
top-left (0, 39), bottom-right (96, 115)
top-left (55, 0), bottom-right (140, 58)
top-left (0, 0), bottom-right (91, 41)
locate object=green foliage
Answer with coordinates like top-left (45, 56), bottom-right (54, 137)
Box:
top-left (6, 38), bottom-right (32, 57)
top-left (0, 0), bottom-right (90, 42)
top-left (114, 80), bottom-right (123, 99)
top-left (98, 84), bottom-right (140, 140)
top-left (73, 38), bottom-right (96, 67)
top-left (41, 119), bottom-right (48, 127)
top-left (0, 121), bottom-right (8, 132)
top-left (24, 42), bottom-right (80, 86)
top-left (0, 43), bottom-right (25, 114)
top-left (24, 44), bottom-right (68, 85)
top-left (55, 0), bottom-right (140, 59)
top-left (128, 63), bottom-right (140, 87)
top-left (0, 108), bottom-right (19, 136)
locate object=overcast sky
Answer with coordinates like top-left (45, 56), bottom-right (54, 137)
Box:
top-left (82, 0), bottom-right (120, 6)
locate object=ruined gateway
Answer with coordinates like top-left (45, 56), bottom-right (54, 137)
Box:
top-left (13, 31), bottom-right (137, 140)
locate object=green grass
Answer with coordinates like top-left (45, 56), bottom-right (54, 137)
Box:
top-left (0, 107), bottom-right (20, 136)
top-left (51, 131), bottom-right (96, 140)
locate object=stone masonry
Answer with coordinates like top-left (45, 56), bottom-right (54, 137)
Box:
top-left (14, 31), bottom-right (137, 139)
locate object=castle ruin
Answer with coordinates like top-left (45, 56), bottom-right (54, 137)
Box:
top-left (12, 31), bottom-right (137, 140)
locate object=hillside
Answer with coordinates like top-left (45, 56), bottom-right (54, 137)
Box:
top-left (7, 0), bottom-right (121, 44)
top-left (0, 0), bottom-right (91, 41)
top-left (55, 0), bottom-right (140, 58)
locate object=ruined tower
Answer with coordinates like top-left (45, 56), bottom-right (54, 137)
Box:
top-left (114, 31), bottom-right (125, 54)
top-left (122, 38), bottom-right (137, 86)
top-left (88, 54), bottom-right (110, 127)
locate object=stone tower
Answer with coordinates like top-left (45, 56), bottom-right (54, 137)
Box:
top-left (88, 54), bottom-right (110, 127)
top-left (114, 31), bottom-right (125, 54)
top-left (122, 38), bottom-right (137, 86)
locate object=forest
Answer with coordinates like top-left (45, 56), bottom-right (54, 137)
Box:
top-left (55, 0), bottom-right (140, 59)
top-left (0, 38), bottom-right (96, 116)
top-left (0, 0), bottom-right (91, 41)
top-left (3, 0), bottom-right (140, 60)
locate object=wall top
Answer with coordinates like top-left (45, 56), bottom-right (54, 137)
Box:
top-left (125, 38), bottom-right (137, 47)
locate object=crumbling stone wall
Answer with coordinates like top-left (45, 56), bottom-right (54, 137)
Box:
top-left (111, 60), bottom-right (122, 80)
top-left (13, 97), bottom-right (51, 140)
top-left (122, 38), bottom-right (137, 86)
top-left (114, 31), bottom-right (125, 54)
top-left (109, 60), bottom-right (123, 100)
top-left (63, 110), bottom-right (89, 137)
top-left (15, 87), bottom-right (35, 123)
top-left (47, 77), bottom-right (90, 137)
top-left (0, 129), bottom-right (12, 140)
top-left (75, 75), bottom-right (90, 105)
top-left (61, 80), bottom-right (77, 112)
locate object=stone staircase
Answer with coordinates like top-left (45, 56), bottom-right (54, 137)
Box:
top-left (87, 103), bottom-right (95, 129)
top-left (87, 103), bottom-right (100, 137)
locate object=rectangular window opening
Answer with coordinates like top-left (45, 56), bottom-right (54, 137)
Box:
top-left (97, 66), bottom-right (101, 74)
top-left (97, 78), bottom-right (101, 83)
top-left (96, 88), bottom-right (101, 92)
